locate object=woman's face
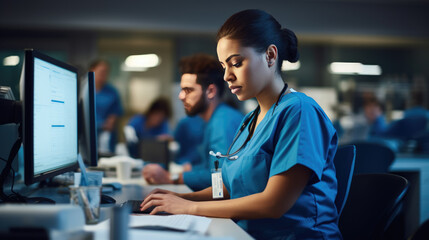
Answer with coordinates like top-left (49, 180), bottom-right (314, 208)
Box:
top-left (217, 38), bottom-right (272, 101)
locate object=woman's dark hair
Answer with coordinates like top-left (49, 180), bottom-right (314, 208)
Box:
top-left (146, 97), bottom-right (172, 119)
top-left (179, 53), bottom-right (225, 97)
top-left (216, 9), bottom-right (299, 73)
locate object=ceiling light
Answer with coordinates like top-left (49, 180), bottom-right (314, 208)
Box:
top-left (124, 54), bottom-right (160, 68)
top-left (282, 60), bottom-right (300, 71)
top-left (3, 56), bottom-right (20, 66)
top-left (121, 63), bottom-right (148, 72)
top-left (329, 62), bottom-right (382, 75)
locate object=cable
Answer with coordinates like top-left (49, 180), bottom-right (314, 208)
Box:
top-left (0, 157), bottom-right (25, 202)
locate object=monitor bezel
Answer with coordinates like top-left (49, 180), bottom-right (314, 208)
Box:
top-left (78, 72), bottom-right (98, 167)
top-left (23, 49), bottom-right (79, 185)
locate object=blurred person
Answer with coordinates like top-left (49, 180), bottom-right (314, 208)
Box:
top-left (127, 97), bottom-right (172, 140)
top-left (404, 90), bottom-right (428, 119)
top-left (363, 98), bottom-right (387, 137)
top-left (142, 54), bottom-right (243, 191)
top-left (173, 115), bottom-right (205, 171)
top-left (90, 59), bottom-right (123, 153)
top-left (125, 97), bottom-right (172, 158)
top-left (382, 90), bottom-right (428, 146)
top-left (140, 9), bottom-right (341, 239)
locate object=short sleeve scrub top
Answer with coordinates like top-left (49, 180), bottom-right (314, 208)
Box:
top-left (222, 91), bottom-right (342, 240)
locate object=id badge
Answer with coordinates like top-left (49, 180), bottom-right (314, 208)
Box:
top-left (211, 168), bottom-right (224, 199)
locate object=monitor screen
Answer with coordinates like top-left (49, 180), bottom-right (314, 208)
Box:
top-left (22, 50), bottom-right (79, 185)
top-left (78, 72), bottom-right (98, 167)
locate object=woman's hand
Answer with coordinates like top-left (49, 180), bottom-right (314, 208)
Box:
top-left (140, 192), bottom-right (197, 215)
top-left (144, 188), bottom-right (179, 197)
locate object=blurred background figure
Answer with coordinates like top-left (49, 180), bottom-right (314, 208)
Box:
top-left (381, 90), bottom-right (428, 152)
top-left (173, 115), bottom-right (205, 171)
top-left (124, 97), bottom-right (172, 158)
top-left (90, 59), bottom-right (124, 154)
top-left (363, 97), bottom-right (387, 138)
top-left (404, 90), bottom-right (428, 119)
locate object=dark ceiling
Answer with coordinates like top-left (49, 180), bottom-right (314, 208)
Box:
top-left (1, 0), bottom-right (429, 39)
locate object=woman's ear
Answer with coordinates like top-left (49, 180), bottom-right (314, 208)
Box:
top-left (266, 44), bottom-right (278, 67)
top-left (206, 84), bottom-right (218, 100)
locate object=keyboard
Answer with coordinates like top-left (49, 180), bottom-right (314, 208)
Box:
top-left (124, 200), bottom-right (154, 213)
top-left (124, 200), bottom-right (170, 215)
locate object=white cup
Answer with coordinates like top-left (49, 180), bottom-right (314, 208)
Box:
top-left (116, 160), bottom-right (132, 180)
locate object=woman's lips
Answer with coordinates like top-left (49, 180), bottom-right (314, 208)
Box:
top-left (230, 86), bottom-right (242, 94)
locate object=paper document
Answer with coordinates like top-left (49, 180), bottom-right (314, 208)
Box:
top-left (129, 214), bottom-right (212, 234)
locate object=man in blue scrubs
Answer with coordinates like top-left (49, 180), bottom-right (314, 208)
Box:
top-left (90, 60), bottom-right (123, 153)
top-left (142, 54), bottom-right (243, 191)
top-left (173, 115), bottom-right (205, 166)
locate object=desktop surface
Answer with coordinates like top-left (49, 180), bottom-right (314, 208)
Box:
top-left (22, 182), bottom-right (253, 239)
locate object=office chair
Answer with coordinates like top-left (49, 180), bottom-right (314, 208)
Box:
top-left (409, 218), bottom-right (429, 240)
top-left (347, 141), bottom-right (395, 175)
top-left (338, 173), bottom-right (409, 240)
top-left (333, 145), bottom-right (356, 218)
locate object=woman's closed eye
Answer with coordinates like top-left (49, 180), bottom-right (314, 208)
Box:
top-left (232, 61), bottom-right (242, 68)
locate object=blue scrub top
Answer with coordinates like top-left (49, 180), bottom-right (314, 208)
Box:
top-left (174, 116), bottom-right (205, 165)
top-left (368, 115), bottom-right (387, 137)
top-left (222, 91), bottom-right (341, 239)
top-left (128, 115), bottom-right (170, 139)
top-left (183, 103), bottom-right (243, 191)
top-left (96, 83), bottom-right (123, 129)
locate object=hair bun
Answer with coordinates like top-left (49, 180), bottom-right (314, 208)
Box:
top-left (281, 28), bottom-right (299, 63)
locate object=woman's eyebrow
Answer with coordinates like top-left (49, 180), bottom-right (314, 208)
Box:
top-left (225, 54), bottom-right (241, 64)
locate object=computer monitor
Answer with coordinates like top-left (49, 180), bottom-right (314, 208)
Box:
top-left (21, 49), bottom-right (79, 186)
top-left (78, 72), bottom-right (98, 167)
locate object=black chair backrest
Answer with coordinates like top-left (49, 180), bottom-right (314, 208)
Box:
top-left (351, 141), bottom-right (395, 175)
top-left (410, 218), bottom-right (429, 240)
top-left (339, 173), bottom-right (409, 240)
top-left (333, 145), bottom-right (356, 217)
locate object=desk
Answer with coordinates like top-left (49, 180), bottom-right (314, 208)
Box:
top-left (390, 154), bottom-right (429, 225)
top-left (389, 153), bottom-right (429, 238)
top-left (26, 180), bottom-right (254, 240)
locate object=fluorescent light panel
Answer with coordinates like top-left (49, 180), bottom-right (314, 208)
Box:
top-left (3, 56), bottom-right (20, 66)
top-left (125, 54), bottom-right (160, 68)
top-left (329, 62), bottom-right (382, 75)
top-left (121, 64), bottom-right (148, 72)
top-left (282, 60), bottom-right (300, 71)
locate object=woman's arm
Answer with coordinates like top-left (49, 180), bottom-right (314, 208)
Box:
top-left (141, 164), bottom-right (311, 219)
top-left (179, 184), bottom-right (230, 201)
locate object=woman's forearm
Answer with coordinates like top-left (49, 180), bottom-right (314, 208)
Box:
top-left (179, 184), bottom-right (230, 201)
top-left (191, 167), bottom-right (311, 219)
top-left (192, 192), bottom-right (281, 219)
top-left (178, 187), bottom-right (214, 201)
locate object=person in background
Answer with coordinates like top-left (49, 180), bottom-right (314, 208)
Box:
top-left (141, 9), bottom-right (341, 239)
top-left (173, 115), bottom-right (205, 171)
top-left (127, 97), bottom-right (172, 140)
top-left (404, 90), bottom-right (428, 119)
top-left (90, 59), bottom-right (123, 153)
top-left (363, 98), bottom-right (387, 138)
top-left (142, 54), bottom-right (243, 191)
top-left (125, 97), bottom-right (172, 158)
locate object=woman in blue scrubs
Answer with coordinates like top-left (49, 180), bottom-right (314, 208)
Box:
top-left (141, 9), bottom-right (341, 239)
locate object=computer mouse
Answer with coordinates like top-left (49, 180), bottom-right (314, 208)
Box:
top-left (101, 194), bottom-right (116, 204)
